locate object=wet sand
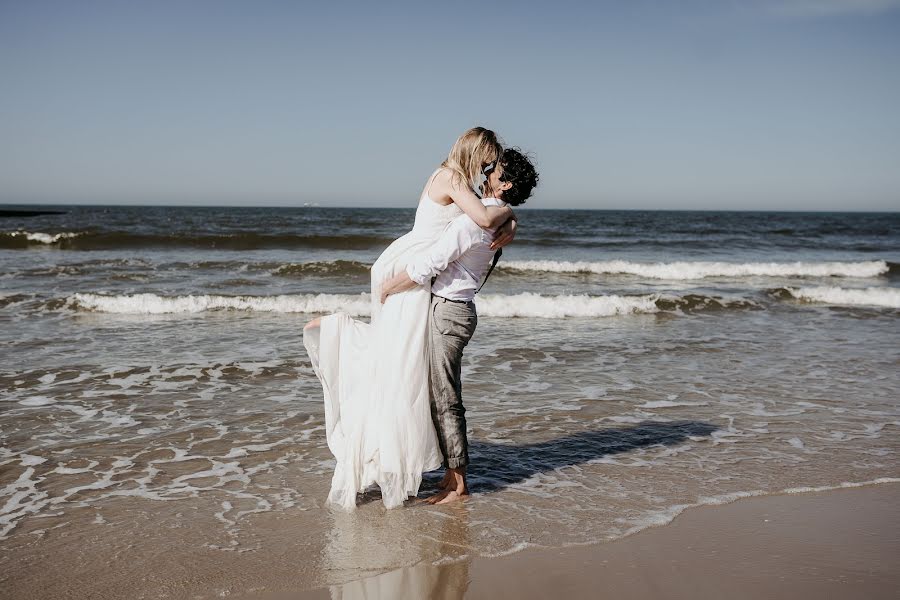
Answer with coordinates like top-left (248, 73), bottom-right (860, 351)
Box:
top-left (458, 481), bottom-right (900, 600)
top-left (291, 482), bottom-right (900, 600)
top-left (3, 482), bottom-right (898, 599)
top-left (306, 481), bottom-right (900, 600)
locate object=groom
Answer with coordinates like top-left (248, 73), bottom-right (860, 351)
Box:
top-left (380, 148), bottom-right (539, 504)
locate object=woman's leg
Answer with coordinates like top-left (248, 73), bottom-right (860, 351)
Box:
top-left (303, 317), bottom-right (322, 365)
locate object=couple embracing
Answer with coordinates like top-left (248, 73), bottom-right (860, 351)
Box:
top-left (303, 127), bottom-right (539, 508)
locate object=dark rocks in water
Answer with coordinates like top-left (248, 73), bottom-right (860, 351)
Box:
top-left (0, 209), bottom-right (67, 218)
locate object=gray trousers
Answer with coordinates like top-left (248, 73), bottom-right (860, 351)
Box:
top-left (428, 294), bottom-right (477, 469)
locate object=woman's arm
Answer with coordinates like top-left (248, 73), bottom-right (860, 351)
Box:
top-left (442, 172), bottom-right (514, 229)
top-left (490, 218), bottom-right (517, 250)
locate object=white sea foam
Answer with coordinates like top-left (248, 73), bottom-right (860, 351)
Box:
top-left (476, 292), bottom-right (659, 318)
top-left (0, 466), bottom-right (51, 539)
top-left (18, 397), bottom-right (55, 407)
top-left (69, 292), bottom-right (373, 315)
top-left (6, 230), bottom-right (83, 244)
top-left (502, 259), bottom-right (889, 279)
top-left (782, 286), bottom-right (900, 308)
top-left (639, 400), bottom-right (709, 409)
top-left (67, 291), bottom-right (662, 318)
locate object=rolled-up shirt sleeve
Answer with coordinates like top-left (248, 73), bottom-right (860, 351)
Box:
top-left (406, 217), bottom-right (481, 285)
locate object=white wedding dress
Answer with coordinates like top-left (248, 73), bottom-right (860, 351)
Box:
top-left (304, 171), bottom-right (463, 509)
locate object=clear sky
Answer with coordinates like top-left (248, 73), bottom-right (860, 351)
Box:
top-left (1, 0), bottom-right (898, 210)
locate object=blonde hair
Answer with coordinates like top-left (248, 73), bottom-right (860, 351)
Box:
top-left (440, 127), bottom-right (502, 190)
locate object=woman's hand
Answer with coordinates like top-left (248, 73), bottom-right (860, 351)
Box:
top-left (490, 218), bottom-right (517, 250)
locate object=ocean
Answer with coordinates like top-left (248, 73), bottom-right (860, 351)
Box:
top-left (1, 205), bottom-right (899, 588)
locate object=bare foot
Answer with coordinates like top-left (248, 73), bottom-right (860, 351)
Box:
top-left (426, 467), bottom-right (468, 503)
top-left (423, 489), bottom-right (448, 504)
top-left (425, 487), bottom-right (469, 505)
top-left (435, 489), bottom-right (469, 505)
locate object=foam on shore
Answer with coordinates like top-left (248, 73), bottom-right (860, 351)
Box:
top-left (778, 286), bottom-right (900, 308)
top-left (502, 259), bottom-right (889, 279)
top-left (67, 291), bottom-right (663, 318)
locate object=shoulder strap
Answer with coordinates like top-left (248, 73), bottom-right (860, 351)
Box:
top-left (425, 167), bottom-right (444, 199)
top-left (476, 248), bottom-right (502, 294)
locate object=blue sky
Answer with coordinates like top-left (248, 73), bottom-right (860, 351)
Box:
top-left (1, 0), bottom-right (898, 210)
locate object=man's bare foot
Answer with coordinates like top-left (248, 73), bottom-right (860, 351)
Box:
top-left (425, 467), bottom-right (467, 503)
top-left (424, 487), bottom-right (469, 504)
top-left (435, 489), bottom-right (469, 504)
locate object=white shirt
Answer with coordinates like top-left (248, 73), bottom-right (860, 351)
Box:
top-left (406, 198), bottom-right (505, 302)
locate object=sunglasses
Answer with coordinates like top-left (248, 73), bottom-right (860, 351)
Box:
top-left (482, 161), bottom-right (496, 176)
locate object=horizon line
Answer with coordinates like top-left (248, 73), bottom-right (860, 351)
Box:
top-left (1, 202), bottom-right (898, 214)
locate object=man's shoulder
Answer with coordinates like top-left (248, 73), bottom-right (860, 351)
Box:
top-left (452, 209), bottom-right (482, 228)
top-left (448, 213), bottom-right (483, 242)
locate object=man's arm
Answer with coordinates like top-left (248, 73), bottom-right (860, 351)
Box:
top-left (380, 217), bottom-right (480, 304)
top-left (380, 270), bottom-right (418, 304)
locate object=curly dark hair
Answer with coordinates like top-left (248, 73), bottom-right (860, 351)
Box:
top-left (498, 148), bottom-right (539, 206)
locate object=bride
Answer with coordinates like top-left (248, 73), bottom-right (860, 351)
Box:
top-left (303, 127), bottom-right (516, 510)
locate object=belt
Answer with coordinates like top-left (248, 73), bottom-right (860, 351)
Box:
top-left (432, 293), bottom-right (474, 306)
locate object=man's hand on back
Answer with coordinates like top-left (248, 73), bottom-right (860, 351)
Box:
top-left (380, 270), bottom-right (418, 304)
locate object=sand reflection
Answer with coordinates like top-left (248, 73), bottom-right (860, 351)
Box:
top-left (325, 501), bottom-right (471, 600)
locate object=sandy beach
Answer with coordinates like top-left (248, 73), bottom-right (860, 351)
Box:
top-left (460, 481), bottom-right (900, 600)
top-left (2, 481), bottom-right (897, 599)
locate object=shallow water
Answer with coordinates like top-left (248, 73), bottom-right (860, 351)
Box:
top-left (1, 206), bottom-right (898, 590)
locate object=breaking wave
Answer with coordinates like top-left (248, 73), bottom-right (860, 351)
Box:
top-left (61, 291), bottom-right (764, 318)
top-left (501, 259), bottom-right (889, 280)
top-left (1, 231), bottom-right (84, 245)
top-left (0, 231), bottom-right (393, 250)
top-left (473, 292), bottom-right (660, 318)
top-left (67, 292), bottom-right (373, 315)
top-left (772, 286), bottom-right (900, 309)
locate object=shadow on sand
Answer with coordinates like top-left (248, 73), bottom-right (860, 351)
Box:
top-left (446, 419), bottom-right (718, 494)
top-left (355, 420), bottom-right (717, 504)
